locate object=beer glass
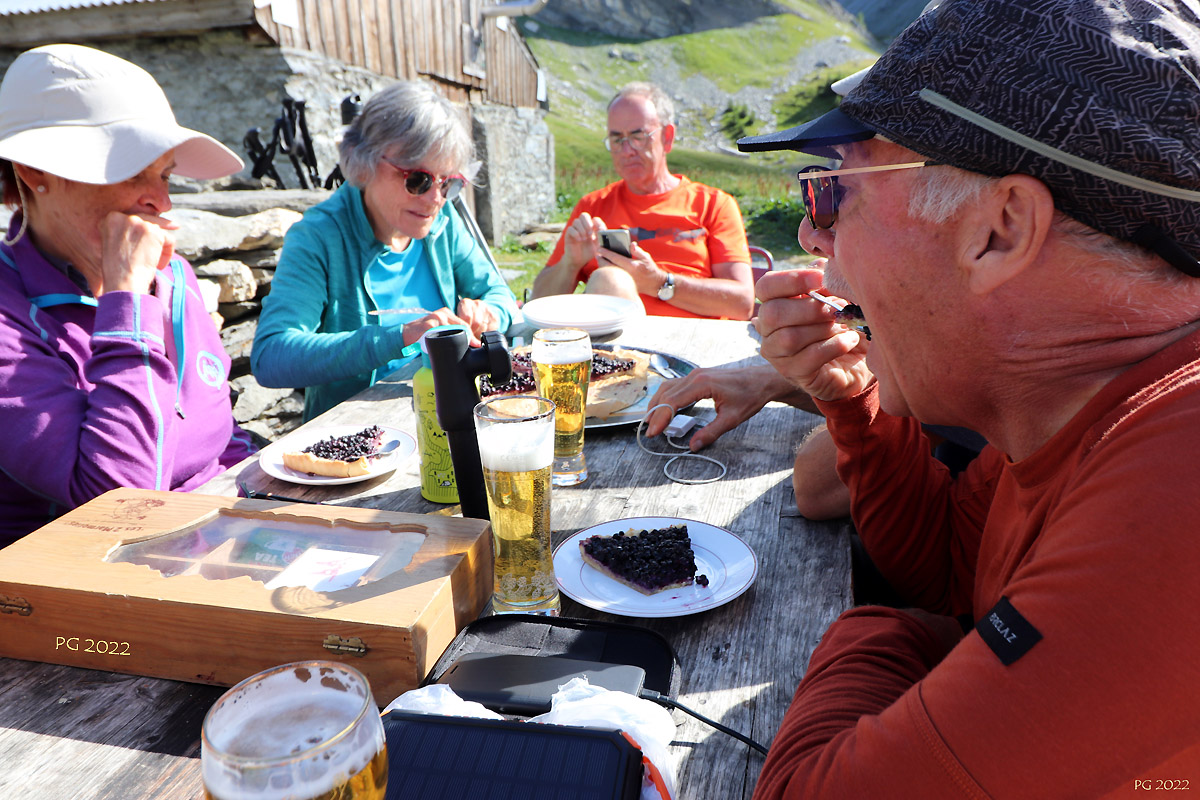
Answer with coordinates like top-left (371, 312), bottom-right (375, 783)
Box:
top-left (201, 661), bottom-right (388, 800)
top-left (531, 327), bottom-right (592, 486)
top-left (473, 395), bottom-right (560, 615)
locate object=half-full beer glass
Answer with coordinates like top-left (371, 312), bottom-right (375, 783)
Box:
top-left (473, 395), bottom-right (560, 615)
top-left (201, 661), bottom-right (387, 800)
top-left (532, 327), bottom-right (592, 486)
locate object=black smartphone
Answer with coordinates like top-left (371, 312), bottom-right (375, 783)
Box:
top-left (437, 653), bottom-right (647, 715)
top-left (598, 228), bottom-right (632, 258)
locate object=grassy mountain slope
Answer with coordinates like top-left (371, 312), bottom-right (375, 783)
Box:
top-left (516, 3), bottom-right (880, 260)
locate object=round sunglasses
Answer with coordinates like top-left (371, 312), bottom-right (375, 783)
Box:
top-left (381, 160), bottom-right (467, 201)
top-left (796, 161), bottom-right (937, 229)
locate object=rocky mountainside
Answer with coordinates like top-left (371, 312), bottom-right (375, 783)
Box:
top-left (839, 0), bottom-right (932, 40)
top-left (533, 0), bottom-right (928, 42)
top-left (518, 0), bottom-right (934, 161)
top-left (533, 0), bottom-right (853, 40)
top-left (522, 1), bottom-right (886, 156)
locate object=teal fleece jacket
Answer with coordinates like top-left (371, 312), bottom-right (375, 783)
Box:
top-left (251, 183), bottom-right (517, 421)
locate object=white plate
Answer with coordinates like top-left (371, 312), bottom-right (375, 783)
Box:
top-left (258, 425), bottom-right (416, 486)
top-left (522, 294), bottom-right (642, 336)
top-left (553, 516), bottom-right (757, 617)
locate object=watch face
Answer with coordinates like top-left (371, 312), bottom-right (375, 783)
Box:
top-left (658, 274), bottom-right (675, 301)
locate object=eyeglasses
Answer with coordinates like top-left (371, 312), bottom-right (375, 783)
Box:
top-left (381, 160), bottom-right (467, 201)
top-left (796, 161), bottom-right (938, 229)
top-left (604, 128), bottom-right (660, 152)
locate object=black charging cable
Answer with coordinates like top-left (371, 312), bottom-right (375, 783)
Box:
top-left (638, 689), bottom-right (769, 755)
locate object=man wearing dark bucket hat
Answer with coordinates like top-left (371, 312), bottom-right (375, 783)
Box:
top-left (738, 0), bottom-right (1200, 796)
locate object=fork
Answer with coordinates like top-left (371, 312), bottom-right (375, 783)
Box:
top-left (808, 290), bottom-right (870, 337)
top-left (368, 307), bottom-right (432, 316)
top-left (237, 478), bottom-right (323, 505)
top-left (807, 290), bottom-right (846, 311)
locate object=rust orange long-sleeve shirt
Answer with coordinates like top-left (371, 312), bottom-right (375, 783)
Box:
top-left (754, 332), bottom-right (1200, 798)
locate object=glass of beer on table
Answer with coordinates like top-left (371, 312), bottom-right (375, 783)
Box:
top-left (531, 327), bottom-right (592, 486)
top-left (201, 661), bottom-right (387, 800)
top-left (473, 394), bottom-right (560, 615)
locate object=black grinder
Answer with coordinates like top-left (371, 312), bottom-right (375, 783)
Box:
top-left (424, 328), bottom-right (512, 520)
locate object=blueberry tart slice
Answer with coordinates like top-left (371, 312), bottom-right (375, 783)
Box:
top-left (579, 525), bottom-right (708, 595)
top-left (282, 425), bottom-right (385, 478)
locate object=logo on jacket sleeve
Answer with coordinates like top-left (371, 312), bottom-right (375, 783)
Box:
top-left (196, 350), bottom-right (227, 387)
top-left (975, 595), bottom-right (1043, 666)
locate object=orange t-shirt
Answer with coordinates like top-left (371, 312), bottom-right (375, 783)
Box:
top-left (546, 176), bottom-right (751, 318)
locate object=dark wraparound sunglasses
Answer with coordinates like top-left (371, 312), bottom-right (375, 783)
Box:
top-left (797, 161), bottom-right (938, 229)
top-left (381, 160), bottom-right (467, 201)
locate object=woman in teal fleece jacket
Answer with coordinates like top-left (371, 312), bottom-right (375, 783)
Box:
top-left (251, 81), bottom-right (518, 421)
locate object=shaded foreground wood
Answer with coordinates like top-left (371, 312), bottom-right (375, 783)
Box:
top-left (0, 316), bottom-right (852, 800)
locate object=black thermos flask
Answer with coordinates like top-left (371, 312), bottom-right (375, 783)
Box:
top-left (423, 328), bottom-right (512, 520)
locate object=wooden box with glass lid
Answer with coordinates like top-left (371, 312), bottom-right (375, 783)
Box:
top-left (0, 488), bottom-right (493, 704)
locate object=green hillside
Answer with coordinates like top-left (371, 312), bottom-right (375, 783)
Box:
top-left (517, 5), bottom-right (879, 262)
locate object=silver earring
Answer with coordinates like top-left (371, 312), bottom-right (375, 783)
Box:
top-left (35, 185), bottom-right (46, 193)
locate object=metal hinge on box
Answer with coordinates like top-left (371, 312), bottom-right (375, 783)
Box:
top-left (0, 595), bottom-right (32, 616)
top-left (323, 634), bottom-right (368, 657)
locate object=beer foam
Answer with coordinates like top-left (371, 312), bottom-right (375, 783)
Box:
top-left (531, 339), bottom-right (591, 364)
top-left (202, 666), bottom-right (382, 800)
top-left (477, 422), bottom-right (553, 471)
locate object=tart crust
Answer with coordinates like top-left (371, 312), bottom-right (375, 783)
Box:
top-left (281, 450), bottom-right (372, 478)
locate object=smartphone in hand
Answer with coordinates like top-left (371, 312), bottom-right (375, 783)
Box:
top-left (598, 228), bottom-right (632, 258)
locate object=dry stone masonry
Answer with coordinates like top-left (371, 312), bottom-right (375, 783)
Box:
top-left (170, 190), bottom-right (327, 442)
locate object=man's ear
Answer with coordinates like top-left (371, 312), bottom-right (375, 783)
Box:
top-left (961, 174), bottom-right (1055, 295)
top-left (660, 123), bottom-right (675, 154)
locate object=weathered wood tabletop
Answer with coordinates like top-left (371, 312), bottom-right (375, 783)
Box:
top-left (0, 315), bottom-right (853, 800)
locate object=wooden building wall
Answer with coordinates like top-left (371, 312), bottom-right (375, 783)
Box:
top-left (252, 0), bottom-right (541, 108)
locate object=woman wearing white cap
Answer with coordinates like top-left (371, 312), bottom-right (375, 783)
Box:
top-left (250, 81), bottom-right (519, 422)
top-left (0, 44), bottom-right (256, 544)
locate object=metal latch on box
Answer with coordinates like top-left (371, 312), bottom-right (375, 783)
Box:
top-left (0, 595), bottom-right (32, 616)
top-left (322, 634), bottom-right (368, 657)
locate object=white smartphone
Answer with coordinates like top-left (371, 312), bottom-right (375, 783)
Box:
top-left (598, 228), bottom-right (632, 258)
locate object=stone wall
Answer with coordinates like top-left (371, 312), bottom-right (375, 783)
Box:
top-left (471, 104), bottom-right (556, 248)
top-left (0, 32), bottom-right (554, 241)
top-left (168, 191), bottom-right (326, 442)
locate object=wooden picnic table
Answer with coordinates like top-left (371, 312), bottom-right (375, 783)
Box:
top-left (0, 314), bottom-right (853, 800)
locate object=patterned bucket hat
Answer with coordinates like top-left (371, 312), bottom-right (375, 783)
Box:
top-left (739, 0), bottom-right (1200, 276)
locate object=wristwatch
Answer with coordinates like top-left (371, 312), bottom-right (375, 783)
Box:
top-left (657, 273), bottom-right (676, 301)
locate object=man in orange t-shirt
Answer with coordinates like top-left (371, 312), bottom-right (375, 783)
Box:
top-left (532, 82), bottom-right (755, 319)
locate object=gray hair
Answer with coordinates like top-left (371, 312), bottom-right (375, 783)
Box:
top-left (907, 166), bottom-right (1178, 290)
top-left (338, 80), bottom-right (473, 188)
top-left (608, 82), bottom-right (675, 127)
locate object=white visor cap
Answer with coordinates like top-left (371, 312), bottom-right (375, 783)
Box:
top-left (0, 44), bottom-right (243, 185)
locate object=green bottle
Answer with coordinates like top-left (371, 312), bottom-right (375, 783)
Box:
top-left (413, 332), bottom-right (459, 503)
